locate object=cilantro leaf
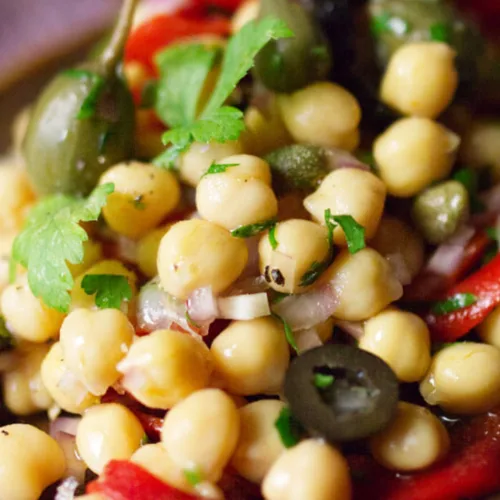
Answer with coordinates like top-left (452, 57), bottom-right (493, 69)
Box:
top-left (203, 162), bottom-right (239, 177)
top-left (183, 467), bottom-right (203, 487)
top-left (432, 293), bottom-right (477, 315)
top-left (81, 274), bottom-right (132, 309)
top-left (429, 22), bottom-right (451, 43)
top-left (272, 312), bottom-right (298, 352)
top-left (268, 224), bottom-right (278, 250)
top-left (274, 406), bottom-right (303, 448)
top-left (11, 183), bottom-right (114, 312)
top-left (314, 373), bottom-right (334, 389)
top-left (231, 218), bottom-right (277, 238)
top-left (330, 214), bottom-right (366, 254)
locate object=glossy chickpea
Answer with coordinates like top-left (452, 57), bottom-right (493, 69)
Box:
top-left (218, 154), bottom-right (273, 184)
top-left (360, 308), bottom-right (431, 382)
top-left (157, 219), bottom-right (248, 300)
top-left (137, 225), bottom-right (171, 278)
top-left (381, 42), bottom-right (458, 118)
top-left (41, 342), bottom-right (98, 414)
top-left (374, 117), bottom-right (460, 197)
top-left (118, 329), bottom-right (213, 409)
top-left (258, 219), bottom-right (330, 294)
top-left (76, 403), bottom-right (144, 474)
top-left (179, 140), bottom-right (244, 187)
top-left (370, 402), bottom-right (450, 471)
top-left (99, 161), bottom-right (181, 240)
top-left (231, 0), bottom-right (259, 33)
top-left (0, 424), bottom-right (65, 500)
top-left (420, 342), bottom-right (500, 415)
top-left (231, 400), bottom-right (286, 483)
top-left (210, 317), bottom-right (290, 396)
top-left (304, 169), bottom-right (386, 246)
top-left (262, 439), bottom-right (351, 500)
top-left (324, 248), bottom-right (403, 321)
top-left (1, 275), bottom-right (65, 343)
top-left (478, 306), bottom-right (500, 348)
top-left (278, 82), bottom-right (361, 151)
top-left (60, 308), bottom-right (134, 396)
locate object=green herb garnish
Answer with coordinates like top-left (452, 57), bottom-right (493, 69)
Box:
top-left (231, 219), bottom-right (277, 238)
top-left (331, 214), bottom-right (366, 254)
top-left (202, 162), bottom-right (239, 177)
top-left (140, 434), bottom-right (150, 446)
top-left (271, 292), bottom-right (289, 305)
top-left (274, 406), bottom-right (303, 448)
top-left (432, 293), bottom-right (478, 315)
top-left (429, 22), bottom-right (451, 43)
top-left (81, 274), bottom-right (132, 309)
top-left (314, 373), bottom-right (334, 389)
top-left (62, 68), bottom-right (106, 119)
top-left (268, 224), bottom-right (278, 250)
top-left (183, 467), bottom-right (203, 487)
top-left (272, 312), bottom-right (298, 352)
top-left (371, 12), bottom-right (391, 35)
top-left (452, 168), bottom-right (484, 213)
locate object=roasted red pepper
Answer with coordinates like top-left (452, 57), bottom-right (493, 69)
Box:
top-left (87, 460), bottom-right (200, 499)
top-left (425, 253), bottom-right (500, 341)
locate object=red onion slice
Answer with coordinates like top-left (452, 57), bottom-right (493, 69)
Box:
top-left (324, 148), bottom-right (370, 172)
top-left (336, 320), bottom-right (365, 340)
top-left (386, 252), bottom-right (412, 286)
top-left (50, 417), bottom-right (80, 438)
top-left (295, 327), bottom-right (323, 353)
top-left (187, 287), bottom-right (219, 323)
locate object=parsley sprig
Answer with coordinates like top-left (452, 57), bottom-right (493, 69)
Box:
top-left (274, 406), bottom-right (304, 448)
top-left (81, 274), bottom-right (132, 309)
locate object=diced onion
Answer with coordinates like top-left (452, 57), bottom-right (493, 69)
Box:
top-left (226, 275), bottom-right (269, 296)
top-left (324, 148), bottom-right (370, 172)
top-left (50, 417), bottom-right (80, 438)
top-left (55, 476), bottom-right (80, 500)
top-left (386, 252), bottom-right (412, 286)
top-left (336, 320), bottom-right (365, 340)
top-left (187, 287), bottom-right (219, 323)
top-left (295, 327), bottom-right (323, 353)
top-left (217, 293), bottom-right (271, 320)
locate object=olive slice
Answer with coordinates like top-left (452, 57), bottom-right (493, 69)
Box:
top-left (284, 344), bottom-right (399, 442)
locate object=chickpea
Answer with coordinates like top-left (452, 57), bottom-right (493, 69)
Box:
top-left (3, 343), bottom-right (53, 416)
top-left (0, 424), bottom-right (65, 500)
top-left (360, 308), bottom-right (431, 382)
top-left (381, 42), bottom-right (458, 118)
top-left (304, 169), bottom-right (386, 246)
top-left (216, 154), bottom-right (272, 184)
top-left (231, 0), bottom-right (259, 33)
top-left (100, 161), bottom-right (181, 240)
top-left (374, 117), bottom-right (460, 197)
top-left (324, 248), bottom-right (403, 321)
top-left (278, 82), bottom-right (361, 151)
top-left (1, 275), bottom-right (65, 343)
top-left (118, 329), bottom-right (213, 409)
top-left (41, 342), bottom-right (98, 414)
top-left (370, 216), bottom-right (425, 280)
top-left (420, 342), bottom-right (500, 415)
top-left (0, 231), bottom-right (17, 294)
top-left (179, 140), bottom-right (244, 187)
top-left (258, 219), bottom-right (330, 294)
top-left (370, 402), bottom-right (450, 471)
top-left (137, 225), bottom-right (171, 278)
top-left (262, 439), bottom-right (351, 500)
top-left (76, 403), bottom-right (144, 474)
top-left (123, 61), bottom-right (150, 91)
top-left (60, 309), bottom-right (134, 396)
top-left (161, 389), bottom-right (240, 482)
top-left (210, 317), bottom-right (290, 395)
top-left (478, 306), bottom-right (500, 348)
top-left (157, 219), bottom-right (248, 299)
top-left (67, 239), bottom-right (103, 278)
top-left (461, 121), bottom-right (500, 175)
top-left (231, 400), bottom-right (286, 483)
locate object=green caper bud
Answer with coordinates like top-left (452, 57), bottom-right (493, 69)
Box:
top-left (412, 180), bottom-right (470, 245)
top-left (254, 0), bottom-right (332, 93)
top-left (23, 0), bottom-right (138, 196)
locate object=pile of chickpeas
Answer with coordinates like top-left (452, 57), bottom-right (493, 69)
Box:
top-left (2, 2), bottom-right (500, 500)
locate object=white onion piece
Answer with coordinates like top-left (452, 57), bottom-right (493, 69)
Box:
top-left (336, 320), bottom-right (365, 340)
top-left (295, 327), bottom-right (323, 353)
top-left (187, 287), bottom-right (219, 323)
top-left (55, 476), bottom-right (80, 500)
top-left (272, 285), bottom-right (338, 331)
top-left (50, 417), bottom-right (80, 438)
top-left (324, 148), bottom-right (370, 172)
top-left (116, 236), bottom-right (138, 264)
top-left (218, 293), bottom-right (270, 320)
top-left (226, 275), bottom-right (269, 296)
top-left (481, 184), bottom-right (500, 213)
top-left (386, 252), bottom-right (412, 286)
top-left (242, 236), bottom-right (261, 277)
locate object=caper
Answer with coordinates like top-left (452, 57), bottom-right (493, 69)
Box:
top-left (254, 0), bottom-right (332, 93)
top-left (22, 0), bottom-right (138, 196)
top-left (284, 344), bottom-right (399, 442)
top-left (412, 180), bottom-right (470, 245)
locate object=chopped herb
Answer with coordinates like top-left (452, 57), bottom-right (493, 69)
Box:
top-left (429, 22), bottom-right (451, 43)
top-left (371, 12), bottom-right (391, 36)
top-left (131, 195), bottom-right (146, 210)
top-left (184, 467), bottom-right (203, 487)
top-left (11, 183), bottom-right (114, 312)
top-left (486, 226), bottom-right (498, 241)
top-left (268, 223), bottom-right (278, 250)
top-left (185, 310), bottom-right (201, 329)
top-left (140, 434), bottom-right (150, 446)
top-left (81, 274), bottom-right (132, 310)
top-left (62, 68), bottom-right (106, 120)
top-left (314, 373), bottom-right (335, 389)
top-left (139, 80), bottom-right (158, 109)
top-left (452, 168), bottom-right (484, 213)
top-left (202, 162), bottom-right (239, 177)
top-left (331, 214), bottom-right (366, 254)
top-left (272, 312), bottom-right (298, 352)
top-left (0, 317), bottom-right (13, 351)
top-left (357, 151), bottom-right (377, 173)
top-left (231, 218), bottom-right (277, 238)
top-left (311, 45), bottom-right (329, 60)
top-left (432, 293), bottom-right (478, 315)
top-left (274, 406), bottom-right (303, 448)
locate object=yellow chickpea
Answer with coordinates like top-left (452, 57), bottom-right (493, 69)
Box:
top-left (76, 403), bottom-right (144, 474)
top-left (179, 140), bottom-right (244, 187)
top-left (210, 317), bottom-right (290, 396)
top-left (216, 154), bottom-right (272, 184)
top-left (0, 424), bottom-right (66, 500)
top-left (370, 402), bottom-right (450, 471)
top-left (278, 82), bottom-right (361, 151)
top-left (420, 342), bottom-right (500, 415)
top-left (381, 42), bottom-right (458, 118)
top-left (258, 219), bottom-right (330, 294)
top-left (374, 117), bottom-right (460, 197)
top-left (67, 239), bottom-right (103, 278)
top-left (137, 225), bottom-right (172, 278)
top-left (60, 308), bottom-right (134, 396)
top-left (41, 342), bottom-right (98, 414)
top-left (231, 400), bottom-right (286, 483)
top-left (478, 306), bottom-right (500, 348)
top-left (324, 248), bottom-right (403, 321)
top-left (304, 169), bottom-right (386, 246)
top-left (161, 388), bottom-right (240, 482)
top-left (99, 161), bottom-right (181, 240)
top-left (360, 308), bottom-right (431, 382)
top-left (231, 0), bottom-right (259, 33)
top-left (118, 329), bottom-right (213, 409)
top-left (370, 216), bottom-right (425, 280)
top-left (0, 231), bottom-right (17, 294)
top-left (262, 439), bottom-right (351, 500)
top-left (157, 219), bottom-right (248, 299)
top-left (1, 275), bottom-right (65, 343)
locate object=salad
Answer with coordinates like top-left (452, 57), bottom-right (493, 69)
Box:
top-left (1, 0), bottom-right (500, 499)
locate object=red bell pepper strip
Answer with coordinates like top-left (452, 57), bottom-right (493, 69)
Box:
top-left (425, 253), bottom-right (500, 341)
top-left (125, 14), bottom-right (230, 70)
top-left (87, 460), bottom-right (200, 500)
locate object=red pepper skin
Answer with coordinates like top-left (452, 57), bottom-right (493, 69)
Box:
top-left (199, 0), bottom-right (245, 10)
top-left (425, 253), bottom-right (500, 341)
top-left (87, 460), bottom-right (200, 500)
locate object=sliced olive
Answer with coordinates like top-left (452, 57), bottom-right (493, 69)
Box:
top-left (284, 344), bottom-right (399, 442)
